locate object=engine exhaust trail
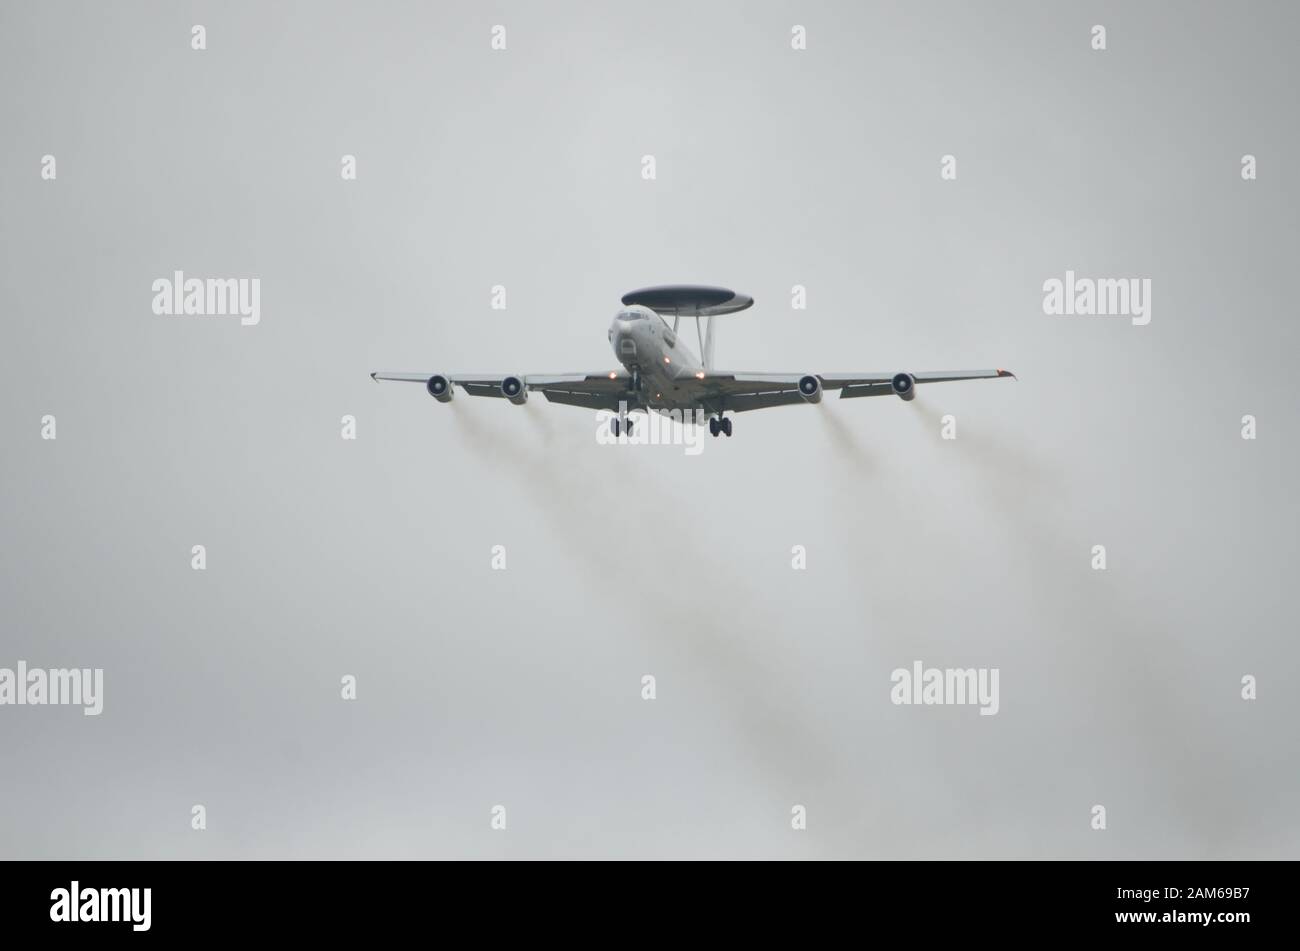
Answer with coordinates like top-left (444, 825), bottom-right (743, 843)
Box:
top-left (816, 404), bottom-right (878, 473)
top-left (450, 408), bottom-right (847, 840)
top-left (901, 401), bottom-right (1203, 834)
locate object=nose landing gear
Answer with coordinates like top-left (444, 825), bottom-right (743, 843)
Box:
top-left (610, 415), bottom-right (634, 437)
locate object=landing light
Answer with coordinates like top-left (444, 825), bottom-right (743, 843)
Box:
top-left (664, 357), bottom-right (671, 364)
top-left (695, 371), bottom-right (705, 379)
top-left (609, 372), bottom-right (617, 379)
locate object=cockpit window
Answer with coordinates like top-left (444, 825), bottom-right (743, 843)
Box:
top-left (620, 309), bottom-right (644, 321)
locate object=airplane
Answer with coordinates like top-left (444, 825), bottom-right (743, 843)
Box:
top-left (371, 285), bottom-right (1015, 437)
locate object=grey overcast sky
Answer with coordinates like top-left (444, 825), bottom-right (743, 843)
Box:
top-left (0, 0), bottom-right (1297, 858)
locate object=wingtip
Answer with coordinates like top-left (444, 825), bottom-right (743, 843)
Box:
top-left (369, 372), bottom-right (378, 381)
top-left (997, 369), bottom-right (1017, 381)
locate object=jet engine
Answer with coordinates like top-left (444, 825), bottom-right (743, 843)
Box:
top-left (426, 374), bottom-right (453, 403)
top-left (798, 374), bottom-right (823, 404)
top-left (891, 372), bottom-right (917, 401)
top-left (501, 375), bottom-right (528, 405)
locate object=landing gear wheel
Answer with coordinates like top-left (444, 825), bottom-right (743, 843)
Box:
top-left (709, 417), bottom-right (721, 438)
top-left (610, 417), bottom-right (621, 437)
top-left (625, 417), bottom-right (634, 435)
top-left (721, 417), bottom-right (732, 437)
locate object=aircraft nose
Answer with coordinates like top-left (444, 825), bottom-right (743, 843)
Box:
top-left (612, 318), bottom-right (639, 357)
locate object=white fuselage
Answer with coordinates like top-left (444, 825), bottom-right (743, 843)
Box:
top-left (608, 305), bottom-right (705, 413)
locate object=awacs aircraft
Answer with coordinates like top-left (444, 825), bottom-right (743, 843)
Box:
top-left (372, 285), bottom-right (1015, 437)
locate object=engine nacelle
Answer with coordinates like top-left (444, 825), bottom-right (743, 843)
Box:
top-left (891, 372), bottom-right (917, 401)
top-left (426, 374), bottom-right (453, 403)
top-left (798, 374), bottom-right (823, 404)
top-left (501, 375), bottom-right (528, 405)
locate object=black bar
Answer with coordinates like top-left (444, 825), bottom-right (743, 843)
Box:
top-left (0, 860), bottom-right (1283, 938)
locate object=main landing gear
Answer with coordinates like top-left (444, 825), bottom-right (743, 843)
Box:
top-left (708, 416), bottom-right (732, 438)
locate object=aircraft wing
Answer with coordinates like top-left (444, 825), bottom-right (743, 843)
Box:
top-left (371, 370), bottom-right (633, 411)
top-left (694, 369), bottom-right (1015, 412)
